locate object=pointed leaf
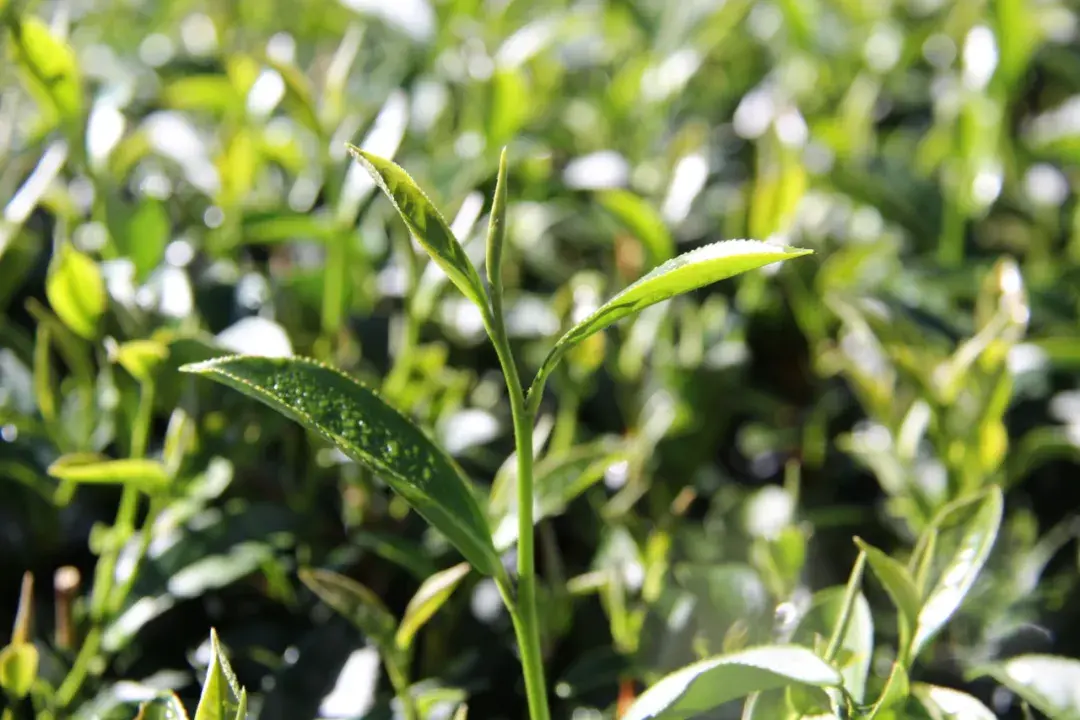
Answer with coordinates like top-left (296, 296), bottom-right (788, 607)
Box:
top-left (855, 537), bottom-right (920, 660)
top-left (234, 689), bottom-right (247, 720)
top-left (194, 630), bottom-right (244, 720)
top-left (47, 455), bottom-right (169, 491)
top-left (973, 654), bottom-right (1080, 720)
top-left (912, 487), bottom-right (1003, 657)
top-left (347, 147), bottom-right (489, 313)
top-left (46, 244), bottom-right (105, 341)
top-left (299, 568), bottom-right (398, 652)
top-left (396, 563), bottom-right (471, 652)
top-left (622, 645), bottom-right (841, 720)
top-left (913, 684), bottom-right (996, 720)
top-left (485, 148), bottom-right (509, 291)
top-left (533, 241), bottom-right (811, 395)
top-left (182, 356), bottom-right (501, 576)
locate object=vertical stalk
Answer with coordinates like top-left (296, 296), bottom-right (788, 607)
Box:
top-left (485, 148), bottom-right (550, 720)
top-left (60, 380), bottom-right (155, 707)
top-left (487, 306), bottom-right (551, 720)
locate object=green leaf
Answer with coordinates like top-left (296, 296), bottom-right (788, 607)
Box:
top-left (912, 684), bottom-right (996, 720)
top-left (182, 356), bottom-right (502, 576)
top-left (347, 147), bottom-right (490, 314)
top-left (0, 643), bottom-right (38, 698)
top-left (485, 148), bottom-right (509, 292)
top-left (115, 339), bottom-right (170, 384)
top-left (532, 241), bottom-right (811, 398)
top-left (597, 189), bottom-right (675, 264)
top-left (912, 486), bottom-right (1003, 658)
top-left (299, 568), bottom-right (398, 652)
top-left (233, 689), bottom-right (247, 720)
top-left (46, 244), bottom-right (106, 341)
top-left (973, 655), bottom-right (1080, 720)
top-left (47, 455), bottom-right (169, 491)
top-left (124, 199), bottom-right (171, 282)
top-left (193, 629), bottom-right (244, 720)
top-left (395, 562), bottom-right (471, 652)
top-left (622, 645), bottom-right (842, 720)
top-left (7, 15), bottom-right (82, 124)
top-left (855, 537), bottom-right (920, 662)
top-left (792, 586), bottom-right (873, 703)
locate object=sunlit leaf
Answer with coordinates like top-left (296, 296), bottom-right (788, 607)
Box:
top-left (347, 147), bottom-right (490, 314)
top-left (973, 654), bottom-right (1080, 720)
top-left (46, 244), bottom-right (105, 341)
top-left (395, 563), bottom-right (471, 652)
top-left (0, 643), bottom-right (38, 698)
top-left (299, 568), bottom-right (398, 652)
top-left (7, 15), bottom-right (82, 125)
top-left (912, 684), bottom-right (997, 720)
top-left (912, 486), bottom-right (1003, 658)
top-left (193, 629), bottom-right (244, 720)
top-left (115, 339), bottom-right (170, 384)
top-left (532, 241), bottom-right (811, 398)
top-left (182, 356), bottom-right (502, 576)
top-left (622, 645), bottom-right (841, 720)
top-left (47, 455), bottom-right (169, 491)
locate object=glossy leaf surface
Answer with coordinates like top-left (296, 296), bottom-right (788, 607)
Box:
top-left (974, 654), bottom-right (1080, 719)
top-left (912, 487), bottom-right (1003, 657)
top-left (183, 356), bottom-right (501, 575)
top-left (622, 645), bottom-right (841, 720)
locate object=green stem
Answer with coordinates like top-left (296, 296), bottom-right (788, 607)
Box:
top-left (63, 381), bottom-right (155, 705)
top-left (56, 628), bottom-right (101, 708)
top-left (823, 550), bottom-right (866, 664)
top-left (486, 306), bottom-right (551, 720)
top-left (387, 659), bottom-right (419, 720)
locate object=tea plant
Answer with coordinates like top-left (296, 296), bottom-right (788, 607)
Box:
top-left (181, 149), bottom-right (810, 719)
top-left (4, 0), bottom-right (1080, 718)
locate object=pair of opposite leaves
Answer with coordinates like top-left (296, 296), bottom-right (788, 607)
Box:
top-left (183, 147), bottom-right (812, 580)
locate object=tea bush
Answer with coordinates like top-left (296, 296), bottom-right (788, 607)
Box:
top-left (2, 0), bottom-right (1080, 718)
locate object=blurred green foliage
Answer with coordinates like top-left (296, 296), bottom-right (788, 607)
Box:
top-left (3, 0), bottom-right (1080, 717)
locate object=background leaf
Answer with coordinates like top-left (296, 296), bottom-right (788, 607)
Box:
top-left (45, 244), bottom-right (105, 341)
